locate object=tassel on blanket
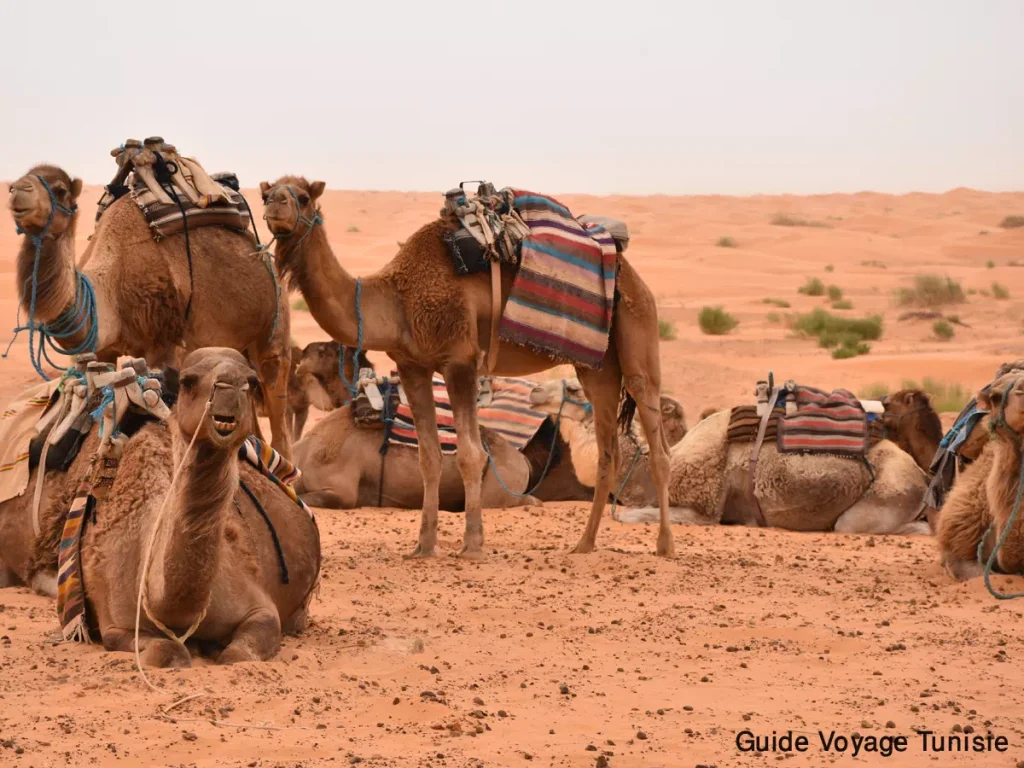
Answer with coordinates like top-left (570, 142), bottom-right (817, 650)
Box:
top-left (56, 459), bottom-right (99, 643)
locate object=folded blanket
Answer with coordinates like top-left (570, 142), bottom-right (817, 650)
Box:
top-left (0, 380), bottom-right (61, 505)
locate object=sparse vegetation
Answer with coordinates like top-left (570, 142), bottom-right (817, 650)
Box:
top-left (825, 264), bottom-right (834, 272)
top-left (716, 236), bottom-right (737, 248)
top-left (772, 213), bottom-right (829, 228)
top-left (901, 378), bottom-right (970, 413)
top-left (346, 225), bottom-right (361, 233)
top-left (896, 275), bottom-right (965, 307)
top-left (858, 383), bottom-right (890, 400)
top-left (798, 277), bottom-right (826, 297)
top-left (762, 297), bottom-right (791, 308)
top-left (831, 299), bottom-right (853, 310)
top-left (933, 320), bottom-right (955, 340)
top-left (658, 318), bottom-right (677, 340)
top-left (292, 297), bottom-right (309, 312)
top-left (698, 306), bottom-right (739, 335)
top-left (827, 285), bottom-right (844, 301)
top-left (861, 259), bottom-right (888, 269)
top-left (765, 312), bottom-right (782, 323)
top-left (791, 308), bottom-right (882, 360)
top-left (999, 215), bottom-right (1024, 229)
top-left (987, 260), bottom-right (996, 269)
top-left (992, 282), bottom-right (1011, 300)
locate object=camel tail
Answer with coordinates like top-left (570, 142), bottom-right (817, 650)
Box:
top-left (618, 388), bottom-right (637, 435)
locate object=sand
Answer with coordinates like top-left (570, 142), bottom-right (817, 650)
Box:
top-left (1, 183), bottom-right (1024, 767)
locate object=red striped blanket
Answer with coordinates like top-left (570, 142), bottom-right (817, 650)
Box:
top-left (497, 191), bottom-right (617, 369)
top-left (388, 377), bottom-right (548, 454)
top-left (776, 386), bottom-right (870, 456)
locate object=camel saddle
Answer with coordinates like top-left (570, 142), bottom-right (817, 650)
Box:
top-left (94, 137), bottom-right (252, 240)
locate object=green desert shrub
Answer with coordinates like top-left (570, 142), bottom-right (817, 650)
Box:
top-left (762, 297), bottom-right (791, 308)
top-left (896, 275), bottom-right (965, 307)
top-left (658, 318), bottom-right (677, 340)
top-left (716, 236), bottom-right (737, 248)
top-left (698, 306), bottom-right (738, 335)
top-left (827, 285), bottom-right (843, 301)
top-left (798, 277), bottom-right (826, 297)
top-left (933, 319), bottom-right (955, 340)
top-left (999, 215), bottom-right (1024, 229)
top-left (831, 299), bottom-right (853, 310)
top-left (992, 282), bottom-right (1011, 300)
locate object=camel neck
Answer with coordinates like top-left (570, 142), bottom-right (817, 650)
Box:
top-left (158, 434), bottom-right (238, 611)
top-left (16, 224), bottom-right (78, 326)
top-left (275, 223), bottom-right (399, 351)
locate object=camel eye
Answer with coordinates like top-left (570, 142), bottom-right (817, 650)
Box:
top-left (297, 194), bottom-right (310, 206)
top-left (180, 373), bottom-right (199, 392)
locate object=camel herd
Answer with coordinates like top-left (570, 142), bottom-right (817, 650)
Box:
top-left (3, 161), bottom-right (1024, 668)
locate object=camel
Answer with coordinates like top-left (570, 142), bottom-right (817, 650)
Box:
top-left (294, 341), bottom-right (374, 412)
top-left (7, 165), bottom-right (293, 457)
top-left (263, 177), bottom-right (674, 558)
top-left (880, 389), bottom-right (943, 473)
top-left (293, 404), bottom-right (536, 510)
top-left (937, 374), bottom-right (1024, 580)
top-left (79, 348), bottom-right (320, 667)
top-left (615, 406), bottom-right (931, 535)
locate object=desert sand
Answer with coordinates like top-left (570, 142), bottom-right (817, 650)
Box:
top-left (1, 182), bottom-right (1024, 767)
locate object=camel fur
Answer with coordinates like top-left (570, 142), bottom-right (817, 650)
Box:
top-left (78, 348), bottom-right (319, 667)
top-left (263, 177), bottom-right (675, 558)
top-left (616, 409), bottom-right (931, 534)
top-left (7, 165), bottom-right (294, 458)
top-left (881, 388), bottom-right (943, 472)
top-left (938, 374), bottom-right (1024, 580)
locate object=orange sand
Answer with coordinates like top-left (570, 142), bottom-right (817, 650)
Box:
top-left (1, 184), bottom-right (1024, 766)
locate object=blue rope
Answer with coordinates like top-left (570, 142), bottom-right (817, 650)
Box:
top-left (609, 434), bottom-right (645, 518)
top-left (3, 175), bottom-right (95, 381)
top-left (481, 380), bottom-right (591, 499)
top-left (338, 278), bottom-right (364, 400)
top-left (977, 381), bottom-right (1024, 599)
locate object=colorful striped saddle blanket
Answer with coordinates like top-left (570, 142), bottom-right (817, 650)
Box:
top-left (387, 377), bottom-right (548, 455)
top-left (497, 191), bottom-right (618, 370)
top-left (728, 386), bottom-right (882, 456)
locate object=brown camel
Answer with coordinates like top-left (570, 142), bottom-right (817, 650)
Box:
top-left (880, 389), bottom-right (943, 472)
top-left (293, 405), bottom-right (535, 510)
top-left (81, 348), bottom-right (320, 667)
top-left (262, 177), bottom-right (674, 558)
top-left (294, 341), bottom-right (374, 411)
top-left (7, 165), bottom-right (293, 457)
top-left (938, 375), bottom-right (1024, 580)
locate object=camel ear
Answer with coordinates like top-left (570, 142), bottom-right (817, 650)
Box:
top-left (70, 178), bottom-right (83, 201)
top-left (259, 181), bottom-right (272, 202)
top-left (661, 398), bottom-right (679, 417)
top-left (977, 386), bottom-right (995, 412)
top-left (309, 181), bottom-right (326, 200)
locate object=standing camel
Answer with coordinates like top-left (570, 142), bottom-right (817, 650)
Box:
top-left (7, 165), bottom-right (294, 457)
top-left (262, 177), bottom-right (673, 558)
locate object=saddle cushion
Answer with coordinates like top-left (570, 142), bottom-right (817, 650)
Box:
top-left (130, 179), bottom-right (251, 241)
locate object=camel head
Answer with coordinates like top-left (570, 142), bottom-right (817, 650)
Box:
top-left (978, 374), bottom-right (1024, 440)
top-left (8, 165), bottom-right (82, 238)
top-left (881, 389), bottom-right (942, 441)
top-left (660, 396), bottom-right (687, 445)
top-left (260, 176), bottom-right (326, 238)
top-left (296, 341), bottom-right (341, 381)
top-left (529, 378), bottom-right (593, 422)
top-left (175, 347), bottom-right (260, 450)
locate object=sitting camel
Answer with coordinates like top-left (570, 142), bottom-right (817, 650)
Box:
top-left (263, 177), bottom-right (674, 557)
top-left (8, 165), bottom-right (293, 457)
top-left (879, 389), bottom-right (943, 473)
top-left (937, 375), bottom-right (1024, 580)
top-left (615, 406), bottom-right (931, 535)
top-left (79, 348), bottom-right (320, 667)
top-left (294, 341), bottom-right (374, 412)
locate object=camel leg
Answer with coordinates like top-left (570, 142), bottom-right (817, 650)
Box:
top-left (292, 406), bottom-right (309, 442)
top-left (442, 364), bottom-right (487, 559)
top-left (833, 499), bottom-right (930, 535)
top-left (299, 490), bottom-right (351, 509)
top-left (623, 374), bottom-right (675, 557)
top-left (614, 505), bottom-right (717, 526)
top-left (573, 359), bottom-right (624, 554)
top-left (0, 558), bottom-right (23, 589)
top-left (399, 364), bottom-right (443, 558)
top-left (219, 608), bottom-right (282, 664)
top-left (100, 627), bottom-right (192, 668)
top-left (256, 351), bottom-right (293, 460)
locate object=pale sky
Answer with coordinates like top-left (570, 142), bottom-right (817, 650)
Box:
top-left (2, 0), bottom-right (1022, 195)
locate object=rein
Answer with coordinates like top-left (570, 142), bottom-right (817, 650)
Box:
top-left (4, 175), bottom-right (98, 381)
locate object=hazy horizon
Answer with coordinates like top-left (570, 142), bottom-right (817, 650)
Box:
top-left (3, 1), bottom-right (1022, 196)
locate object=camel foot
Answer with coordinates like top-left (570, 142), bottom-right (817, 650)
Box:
top-left (219, 645), bottom-right (260, 665)
top-left (0, 564), bottom-right (23, 590)
top-left (403, 544), bottom-right (437, 559)
top-left (656, 528), bottom-right (676, 558)
top-left (571, 538), bottom-right (596, 555)
top-left (141, 639), bottom-right (192, 669)
top-left (457, 546), bottom-right (486, 561)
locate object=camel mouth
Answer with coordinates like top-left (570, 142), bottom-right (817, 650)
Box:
top-left (211, 415), bottom-right (238, 436)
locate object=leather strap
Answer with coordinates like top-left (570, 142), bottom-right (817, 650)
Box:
top-left (748, 386), bottom-right (780, 527)
top-left (486, 260), bottom-right (502, 373)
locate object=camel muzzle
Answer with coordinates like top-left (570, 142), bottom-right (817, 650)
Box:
top-left (209, 382), bottom-right (246, 437)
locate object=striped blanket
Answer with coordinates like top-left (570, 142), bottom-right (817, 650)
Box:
top-left (728, 403), bottom-right (883, 452)
top-left (239, 435), bottom-right (313, 518)
top-left (777, 387), bottom-right (871, 456)
top-left (130, 179), bottom-right (250, 240)
top-left (388, 377), bottom-right (548, 454)
top-left (497, 191), bottom-right (618, 369)
top-left (0, 380), bottom-right (61, 505)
